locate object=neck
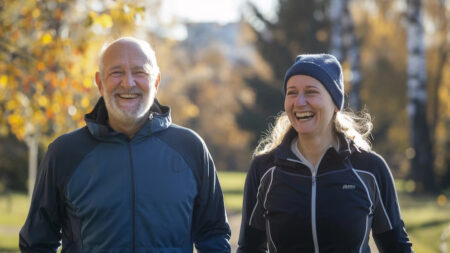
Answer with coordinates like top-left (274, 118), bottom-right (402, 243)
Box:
top-left (297, 132), bottom-right (338, 167)
top-left (108, 113), bottom-right (149, 139)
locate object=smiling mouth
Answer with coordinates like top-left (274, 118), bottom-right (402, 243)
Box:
top-left (117, 94), bottom-right (139, 99)
top-left (295, 112), bottom-right (315, 120)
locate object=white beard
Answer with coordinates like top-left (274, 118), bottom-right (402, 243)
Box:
top-left (103, 87), bottom-right (157, 125)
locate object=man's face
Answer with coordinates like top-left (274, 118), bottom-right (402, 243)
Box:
top-left (96, 41), bottom-right (159, 125)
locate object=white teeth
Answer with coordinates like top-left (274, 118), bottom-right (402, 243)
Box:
top-left (295, 112), bottom-right (314, 118)
top-left (118, 94), bottom-right (138, 99)
top-left (295, 112), bottom-right (314, 119)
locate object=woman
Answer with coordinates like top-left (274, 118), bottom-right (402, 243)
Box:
top-left (237, 54), bottom-right (413, 252)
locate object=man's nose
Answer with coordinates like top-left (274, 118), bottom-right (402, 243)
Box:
top-left (121, 72), bottom-right (136, 88)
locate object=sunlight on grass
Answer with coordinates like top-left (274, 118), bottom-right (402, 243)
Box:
top-left (399, 193), bottom-right (450, 252)
top-left (218, 171), bottom-right (246, 192)
top-left (0, 193), bottom-right (29, 252)
top-left (1, 174), bottom-right (448, 252)
top-left (218, 171), bottom-right (246, 212)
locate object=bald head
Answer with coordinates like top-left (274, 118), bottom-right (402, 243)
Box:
top-left (98, 37), bottom-right (160, 84)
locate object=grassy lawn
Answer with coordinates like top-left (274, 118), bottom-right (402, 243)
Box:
top-left (1, 172), bottom-right (448, 252)
top-left (0, 193), bottom-right (28, 253)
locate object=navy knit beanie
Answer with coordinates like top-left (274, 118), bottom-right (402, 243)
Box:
top-left (283, 54), bottom-right (344, 110)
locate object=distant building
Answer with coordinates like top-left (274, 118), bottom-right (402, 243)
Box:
top-left (181, 22), bottom-right (255, 66)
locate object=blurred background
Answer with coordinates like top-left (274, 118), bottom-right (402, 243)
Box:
top-left (0, 0), bottom-right (449, 252)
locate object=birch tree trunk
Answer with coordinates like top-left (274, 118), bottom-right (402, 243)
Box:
top-left (406, 0), bottom-right (435, 192)
top-left (329, 0), bottom-right (344, 61)
top-left (25, 130), bottom-right (39, 199)
top-left (342, 0), bottom-right (362, 110)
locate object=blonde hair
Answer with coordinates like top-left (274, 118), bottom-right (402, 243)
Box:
top-left (253, 109), bottom-right (373, 157)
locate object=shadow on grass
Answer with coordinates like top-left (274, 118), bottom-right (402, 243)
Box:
top-left (222, 189), bottom-right (243, 195)
top-left (0, 248), bottom-right (19, 253)
top-left (407, 219), bottom-right (450, 231)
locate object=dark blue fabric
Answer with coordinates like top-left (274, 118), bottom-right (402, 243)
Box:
top-left (20, 98), bottom-right (231, 253)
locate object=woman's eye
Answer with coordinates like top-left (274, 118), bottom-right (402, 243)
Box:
top-left (287, 90), bottom-right (297, 95)
top-left (305, 90), bottom-right (318, 94)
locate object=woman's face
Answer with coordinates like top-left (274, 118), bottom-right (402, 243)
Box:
top-left (284, 75), bottom-right (337, 138)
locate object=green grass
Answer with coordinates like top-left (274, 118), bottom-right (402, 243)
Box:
top-left (1, 172), bottom-right (449, 252)
top-left (218, 171), bottom-right (245, 212)
top-left (399, 194), bottom-right (450, 252)
top-left (0, 193), bottom-right (28, 252)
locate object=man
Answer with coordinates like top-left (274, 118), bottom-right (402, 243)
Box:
top-left (19, 37), bottom-right (231, 252)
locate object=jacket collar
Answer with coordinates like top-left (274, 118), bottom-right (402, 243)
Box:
top-left (85, 97), bottom-right (171, 141)
top-left (272, 127), bottom-right (358, 172)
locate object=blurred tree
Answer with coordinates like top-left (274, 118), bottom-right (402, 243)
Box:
top-left (425, 0), bottom-right (450, 189)
top-left (0, 0), bottom-right (150, 196)
top-left (342, 0), bottom-right (362, 110)
top-left (329, 0), bottom-right (344, 61)
top-left (159, 23), bottom-right (254, 171)
top-left (328, 0), bottom-right (363, 110)
top-left (239, 0), bottom-right (330, 148)
top-left (406, 0), bottom-right (435, 192)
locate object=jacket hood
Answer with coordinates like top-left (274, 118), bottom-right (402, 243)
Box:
top-left (84, 97), bottom-right (171, 142)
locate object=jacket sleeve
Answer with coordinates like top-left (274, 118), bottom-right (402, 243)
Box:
top-left (192, 143), bottom-right (231, 253)
top-left (370, 153), bottom-right (413, 252)
top-left (237, 157), bottom-right (269, 253)
top-left (19, 143), bottom-right (62, 252)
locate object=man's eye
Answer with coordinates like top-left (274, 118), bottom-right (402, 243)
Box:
top-left (287, 90), bottom-right (297, 95)
top-left (111, 71), bottom-right (123, 76)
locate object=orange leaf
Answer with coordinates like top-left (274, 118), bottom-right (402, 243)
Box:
top-left (37, 62), bottom-right (46, 71)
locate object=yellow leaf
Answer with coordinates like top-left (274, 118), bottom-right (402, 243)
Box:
top-left (32, 9), bottom-right (40, 18)
top-left (95, 14), bottom-right (113, 28)
top-left (0, 75), bottom-right (7, 88)
top-left (52, 103), bottom-right (61, 114)
top-left (37, 61), bottom-right (46, 71)
top-left (83, 77), bottom-right (93, 88)
top-left (6, 99), bottom-right (17, 111)
top-left (81, 97), bottom-right (90, 108)
top-left (38, 96), bottom-right (49, 107)
top-left (32, 111), bottom-right (45, 124)
top-left (8, 114), bottom-right (23, 127)
top-left (42, 33), bottom-right (53, 45)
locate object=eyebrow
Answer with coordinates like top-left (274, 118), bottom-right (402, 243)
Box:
top-left (131, 66), bottom-right (147, 71)
top-left (106, 65), bottom-right (148, 72)
top-left (304, 85), bottom-right (320, 89)
top-left (107, 65), bottom-right (123, 72)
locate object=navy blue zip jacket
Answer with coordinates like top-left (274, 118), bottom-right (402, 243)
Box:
top-left (237, 129), bottom-right (413, 253)
top-left (19, 98), bottom-right (231, 253)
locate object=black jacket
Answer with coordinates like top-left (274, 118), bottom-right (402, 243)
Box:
top-left (238, 129), bottom-right (412, 253)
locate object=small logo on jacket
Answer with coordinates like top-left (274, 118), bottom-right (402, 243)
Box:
top-left (342, 184), bottom-right (356, 190)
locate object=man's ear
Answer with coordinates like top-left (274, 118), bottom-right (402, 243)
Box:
top-left (95, 72), bottom-right (104, 96)
top-left (154, 73), bottom-right (161, 92)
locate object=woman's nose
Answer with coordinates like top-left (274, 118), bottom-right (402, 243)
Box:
top-left (295, 93), bottom-right (307, 106)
